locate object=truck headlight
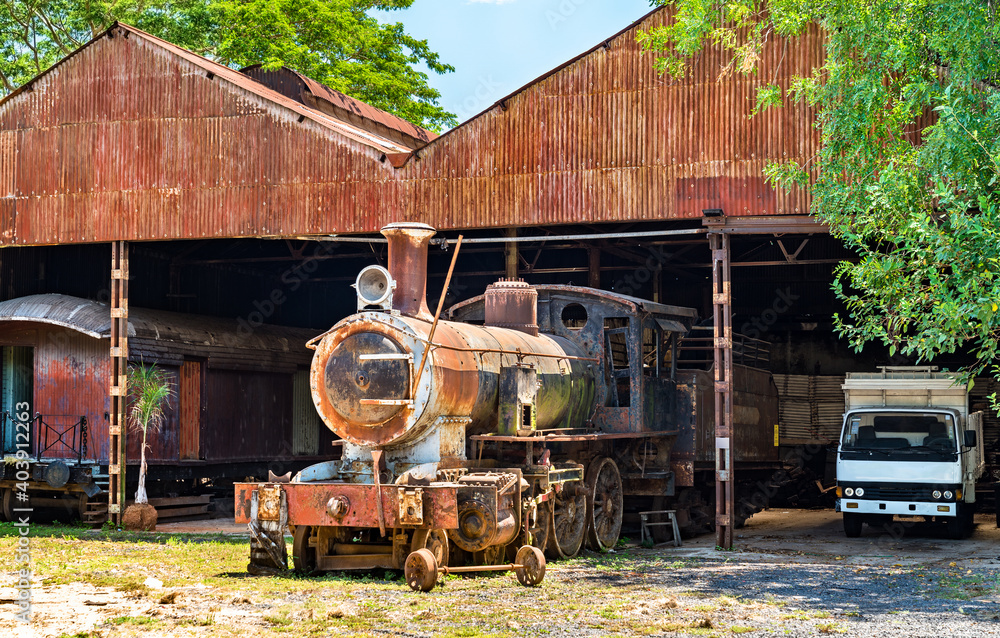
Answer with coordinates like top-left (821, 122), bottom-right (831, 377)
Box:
top-left (932, 490), bottom-right (942, 499)
top-left (845, 487), bottom-right (855, 497)
top-left (855, 487), bottom-right (864, 497)
top-left (943, 490), bottom-right (953, 500)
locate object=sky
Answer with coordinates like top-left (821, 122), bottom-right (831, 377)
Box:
top-left (374, 0), bottom-right (658, 125)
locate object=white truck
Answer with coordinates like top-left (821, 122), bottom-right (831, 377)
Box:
top-left (836, 366), bottom-right (985, 539)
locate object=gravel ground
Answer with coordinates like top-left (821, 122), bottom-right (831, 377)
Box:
top-left (2, 509), bottom-right (1000, 637)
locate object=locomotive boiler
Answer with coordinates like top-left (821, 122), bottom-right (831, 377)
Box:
top-left (236, 222), bottom-right (779, 590)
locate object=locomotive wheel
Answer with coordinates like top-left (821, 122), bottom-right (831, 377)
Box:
top-left (528, 500), bottom-right (551, 551)
top-left (514, 545), bottom-right (546, 586)
top-left (2, 488), bottom-right (15, 522)
top-left (585, 457), bottom-right (623, 551)
top-left (546, 487), bottom-right (587, 558)
top-left (411, 528), bottom-right (450, 568)
top-left (404, 548), bottom-right (439, 592)
top-left (292, 525), bottom-right (317, 573)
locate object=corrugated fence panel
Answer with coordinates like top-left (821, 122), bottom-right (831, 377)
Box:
top-left (774, 374), bottom-right (845, 442)
top-left (292, 369), bottom-right (321, 456)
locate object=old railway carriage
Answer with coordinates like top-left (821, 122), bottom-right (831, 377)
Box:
top-left (0, 294), bottom-right (332, 523)
top-left (236, 223), bottom-right (780, 589)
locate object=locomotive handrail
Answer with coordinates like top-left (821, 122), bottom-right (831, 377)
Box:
top-left (412, 338), bottom-right (601, 363)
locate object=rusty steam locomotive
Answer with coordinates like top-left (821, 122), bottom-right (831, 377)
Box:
top-left (236, 222), bottom-right (779, 590)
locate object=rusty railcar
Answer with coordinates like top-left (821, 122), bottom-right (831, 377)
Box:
top-left (0, 295), bottom-right (332, 523)
top-left (236, 223), bottom-right (783, 589)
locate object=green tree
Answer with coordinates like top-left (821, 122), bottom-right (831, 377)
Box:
top-left (0, 0), bottom-right (455, 131)
top-left (128, 363), bottom-right (173, 505)
top-left (639, 1), bottom-right (1000, 384)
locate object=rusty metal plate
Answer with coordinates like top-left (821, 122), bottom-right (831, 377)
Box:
top-left (236, 482), bottom-right (458, 528)
top-left (398, 487), bottom-right (424, 526)
top-left (258, 484), bottom-right (283, 521)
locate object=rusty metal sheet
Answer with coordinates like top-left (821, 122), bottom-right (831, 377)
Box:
top-left (0, 9), bottom-right (822, 247)
top-left (234, 482), bottom-right (459, 529)
top-left (178, 360), bottom-right (201, 460)
top-left (241, 65), bottom-right (435, 149)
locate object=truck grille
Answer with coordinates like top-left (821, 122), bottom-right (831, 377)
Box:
top-left (858, 486), bottom-right (930, 501)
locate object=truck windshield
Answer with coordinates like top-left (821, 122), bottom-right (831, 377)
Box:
top-left (841, 412), bottom-right (957, 455)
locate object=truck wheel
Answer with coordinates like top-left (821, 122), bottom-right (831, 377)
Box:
top-left (843, 513), bottom-right (863, 537)
top-left (945, 505), bottom-right (972, 539)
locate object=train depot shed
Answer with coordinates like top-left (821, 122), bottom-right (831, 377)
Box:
top-left (0, 7), bottom-right (994, 536)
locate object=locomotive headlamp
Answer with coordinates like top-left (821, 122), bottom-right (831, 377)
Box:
top-left (943, 490), bottom-right (953, 500)
top-left (844, 487), bottom-right (854, 497)
top-left (854, 487), bottom-right (864, 497)
top-left (932, 490), bottom-right (942, 499)
top-left (354, 265), bottom-right (395, 311)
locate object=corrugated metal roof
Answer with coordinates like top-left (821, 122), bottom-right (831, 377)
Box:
top-left (0, 293), bottom-right (318, 356)
top-left (0, 9), bottom-right (824, 246)
top-left (240, 65), bottom-right (436, 149)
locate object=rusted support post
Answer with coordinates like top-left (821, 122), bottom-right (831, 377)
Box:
top-left (709, 231), bottom-right (734, 549)
top-left (504, 228), bottom-right (518, 280)
top-left (108, 241), bottom-right (129, 525)
top-left (588, 247), bottom-right (601, 289)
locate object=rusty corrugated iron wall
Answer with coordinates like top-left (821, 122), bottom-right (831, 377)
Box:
top-left (397, 10), bottom-right (822, 227)
top-left (0, 10), bottom-right (822, 247)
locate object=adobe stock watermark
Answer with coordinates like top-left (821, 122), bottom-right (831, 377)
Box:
top-left (740, 287), bottom-right (800, 340)
top-left (454, 76), bottom-right (504, 123)
top-left (545, 0), bottom-right (590, 30)
top-left (9, 402), bottom-right (34, 623)
top-left (611, 245), bottom-right (675, 297)
top-left (230, 242), bottom-right (337, 343)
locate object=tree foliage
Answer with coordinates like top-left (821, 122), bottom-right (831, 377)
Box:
top-left (640, 0), bottom-right (1000, 382)
top-left (128, 363), bottom-right (173, 504)
top-left (0, 0), bottom-right (455, 131)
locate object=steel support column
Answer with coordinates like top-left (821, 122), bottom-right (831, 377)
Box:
top-left (108, 241), bottom-right (129, 525)
top-left (504, 228), bottom-right (518, 280)
top-left (710, 231), bottom-right (734, 549)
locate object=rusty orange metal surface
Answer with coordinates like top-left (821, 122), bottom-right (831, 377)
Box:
top-left (234, 482), bottom-right (459, 528)
top-left (484, 280), bottom-right (538, 336)
top-left (0, 9), bottom-right (822, 247)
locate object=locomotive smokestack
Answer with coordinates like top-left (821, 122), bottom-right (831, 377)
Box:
top-left (381, 222), bottom-right (436, 320)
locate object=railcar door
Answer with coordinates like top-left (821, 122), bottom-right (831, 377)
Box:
top-left (1, 346), bottom-right (33, 455)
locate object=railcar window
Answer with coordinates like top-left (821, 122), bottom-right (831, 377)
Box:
top-left (561, 303), bottom-right (588, 331)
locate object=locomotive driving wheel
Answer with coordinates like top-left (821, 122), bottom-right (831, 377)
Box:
top-left (585, 457), bottom-right (623, 551)
top-left (292, 525), bottom-right (317, 573)
top-left (546, 485), bottom-right (587, 558)
top-left (528, 500), bottom-right (551, 551)
top-left (411, 528), bottom-right (450, 568)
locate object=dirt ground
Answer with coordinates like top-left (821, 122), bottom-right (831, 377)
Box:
top-left (1, 509), bottom-right (999, 638)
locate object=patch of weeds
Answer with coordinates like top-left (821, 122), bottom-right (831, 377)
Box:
top-left (691, 603), bottom-right (718, 612)
top-left (817, 623), bottom-right (846, 634)
top-left (730, 627), bottom-right (756, 634)
top-left (844, 611), bottom-right (861, 618)
top-left (779, 611), bottom-right (809, 621)
top-left (935, 574), bottom-right (1000, 601)
top-left (264, 610), bottom-right (293, 626)
top-left (109, 616), bottom-right (161, 626)
top-left (598, 605), bottom-right (621, 620)
top-left (812, 611), bottom-right (832, 619)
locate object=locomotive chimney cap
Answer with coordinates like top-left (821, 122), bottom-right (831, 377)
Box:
top-left (381, 222), bottom-right (436, 234)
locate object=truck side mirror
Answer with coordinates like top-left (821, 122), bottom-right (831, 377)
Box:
top-left (964, 430), bottom-right (978, 448)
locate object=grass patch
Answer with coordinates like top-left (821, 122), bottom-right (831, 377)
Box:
top-left (109, 615), bottom-right (162, 626)
top-left (818, 623), bottom-right (846, 633)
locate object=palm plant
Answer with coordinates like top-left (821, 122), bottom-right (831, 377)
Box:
top-left (128, 363), bottom-right (173, 505)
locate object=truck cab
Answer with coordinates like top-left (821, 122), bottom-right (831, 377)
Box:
top-left (836, 367), bottom-right (985, 539)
